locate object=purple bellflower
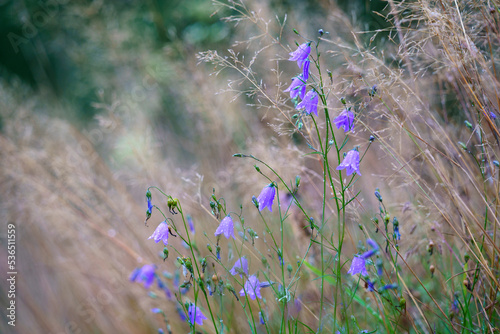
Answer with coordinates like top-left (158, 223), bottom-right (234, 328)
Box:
top-left (148, 221), bottom-right (169, 245)
top-left (296, 90), bottom-right (319, 116)
top-left (334, 109), bottom-right (354, 132)
top-left (187, 215), bottom-right (195, 235)
top-left (490, 112), bottom-right (497, 120)
top-left (303, 60), bottom-right (310, 80)
top-left (215, 215), bottom-right (235, 239)
top-left (289, 43), bottom-right (311, 69)
top-left (284, 75), bottom-right (306, 100)
top-left (240, 275), bottom-right (262, 300)
top-left (337, 149), bottom-right (361, 176)
top-left (347, 256), bottom-right (368, 276)
top-left (188, 304), bottom-right (207, 326)
top-left (230, 257), bottom-right (249, 278)
top-left (257, 183), bottom-right (276, 212)
top-left (130, 264), bottom-right (156, 289)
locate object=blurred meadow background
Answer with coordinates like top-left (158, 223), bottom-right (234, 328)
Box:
top-left (0, 0), bottom-right (499, 333)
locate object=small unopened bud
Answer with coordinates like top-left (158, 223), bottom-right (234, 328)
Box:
top-left (318, 29), bottom-right (324, 36)
top-left (340, 97), bottom-right (346, 105)
top-left (493, 160), bottom-right (500, 167)
top-left (293, 29), bottom-right (299, 35)
top-left (427, 240), bottom-right (434, 255)
top-left (292, 114), bottom-right (299, 119)
top-left (358, 224), bottom-right (363, 230)
top-left (463, 279), bottom-right (472, 291)
top-left (295, 175), bottom-right (301, 188)
top-left (287, 264), bottom-right (293, 278)
top-left (212, 274), bottom-right (219, 284)
top-left (458, 142), bottom-right (467, 151)
top-left (146, 189), bottom-right (152, 200)
top-left (207, 243), bottom-right (213, 253)
top-left (399, 297), bottom-right (406, 309)
top-left (233, 153), bottom-right (247, 158)
top-left (384, 213), bottom-right (390, 224)
top-left (254, 165), bottom-right (261, 173)
top-left (464, 120), bottom-right (473, 129)
top-left (374, 188), bottom-right (383, 202)
top-left (464, 253), bottom-right (469, 263)
top-left (252, 196), bottom-right (259, 209)
top-left (430, 264), bottom-right (435, 277)
top-left (369, 135), bottom-right (375, 142)
top-left (163, 247), bottom-right (169, 261)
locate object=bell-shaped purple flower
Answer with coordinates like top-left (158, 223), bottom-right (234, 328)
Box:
top-left (334, 109), bottom-right (354, 132)
top-left (257, 183), bottom-right (276, 212)
top-left (284, 75), bottom-right (306, 100)
top-left (239, 275), bottom-right (262, 300)
top-left (289, 43), bottom-right (311, 69)
top-left (336, 149), bottom-right (361, 176)
top-left (215, 215), bottom-right (235, 239)
top-left (230, 257), bottom-right (249, 277)
top-left (148, 221), bottom-right (170, 245)
top-left (188, 304), bottom-right (207, 326)
top-left (347, 256), bottom-right (368, 276)
top-left (296, 90), bottom-right (319, 116)
top-left (130, 264), bottom-right (156, 289)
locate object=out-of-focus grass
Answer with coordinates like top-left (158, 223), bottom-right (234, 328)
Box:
top-left (0, 0), bottom-right (499, 333)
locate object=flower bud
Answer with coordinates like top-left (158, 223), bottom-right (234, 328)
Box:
top-left (163, 247), bottom-right (169, 261)
top-left (254, 165), bottom-right (261, 173)
top-left (493, 160), bottom-right (500, 167)
top-left (212, 274), bottom-right (219, 284)
top-left (430, 264), bottom-right (435, 277)
top-left (369, 135), bottom-right (375, 142)
top-left (295, 175), bottom-right (301, 188)
top-left (427, 240), bottom-right (434, 255)
top-left (458, 141), bottom-right (467, 151)
top-left (340, 97), bottom-right (346, 105)
top-left (464, 120), bottom-right (473, 129)
top-left (252, 196), bottom-right (259, 209)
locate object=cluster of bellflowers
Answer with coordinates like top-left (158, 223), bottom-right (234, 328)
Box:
top-left (285, 32), bottom-right (361, 176)
top-left (344, 188), bottom-right (403, 310)
top-left (131, 184), bottom-right (282, 332)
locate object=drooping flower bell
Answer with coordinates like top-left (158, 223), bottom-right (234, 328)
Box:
top-left (257, 183), bottom-right (276, 212)
top-left (296, 90), bottom-right (319, 116)
top-left (333, 109), bottom-right (354, 132)
top-left (284, 75), bottom-right (306, 100)
top-left (347, 256), bottom-right (368, 276)
top-left (230, 257), bottom-right (249, 278)
top-left (289, 42), bottom-right (311, 69)
top-left (130, 264), bottom-right (156, 289)
top-left (337, 149), bottom-right (361, 176)
top-left (214, 215), bottom-right (235, 239)
top-left (148, 221), bottom-right (170, 245)
top-left (240, 275), bottom-right (262, 300)
top-left (187, 304), bottom-right (207, 326)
